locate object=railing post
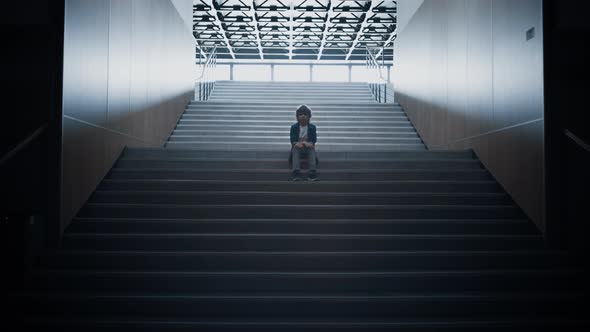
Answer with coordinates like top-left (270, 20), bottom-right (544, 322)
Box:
top-left (195, 45), bottom-right (217, 102)
top-left (365, 47), bottom-right (388, 103)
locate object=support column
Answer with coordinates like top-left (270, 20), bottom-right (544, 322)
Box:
top-left (230, 64), bottom-right (234, 81)
top-left (271, 64), bottom-right (275, 82)
top-left (348, 64), bottom-right (352, 82)
top-left (387, 65), bottom-right (391, 83)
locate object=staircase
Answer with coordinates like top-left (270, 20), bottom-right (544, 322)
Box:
top-left (18, 81), bottom-right (589, 330)
top-left (207, 80), bottom-right (378, 103)
top-left (168, 80), bottom-right (421, 151)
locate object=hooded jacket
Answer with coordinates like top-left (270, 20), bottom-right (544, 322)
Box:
top-left (290, 123), bottom-right (317, 146)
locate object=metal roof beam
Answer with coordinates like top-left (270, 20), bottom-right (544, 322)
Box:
top-left (246, 0), bottom-right (265, 59)
top-left (345, 0), bottom-right (377, 61)
top-left (195, 0), bottom-right (235, 59)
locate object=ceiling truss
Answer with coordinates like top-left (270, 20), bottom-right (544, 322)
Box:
top-left (193, 0), bottom-right (396, 63)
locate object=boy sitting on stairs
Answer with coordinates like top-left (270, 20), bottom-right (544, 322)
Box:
top-left (289, 104), bottom-right (319, 181)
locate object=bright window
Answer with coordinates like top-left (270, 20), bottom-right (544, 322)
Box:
top-left (350, 66), bottom-right (370, 82)
top-left (212, 64), bottom-right (231, 81)
top-left (233, 65), bottom-right (271, 81)
top-left (312, 65), bottom-right (348, 82)
top-left (274, 65), bottom-right (310, 82)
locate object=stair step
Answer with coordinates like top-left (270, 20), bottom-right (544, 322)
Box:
top-left (61, 232), bottom-right (541, 251)
top-left (21, 292), bottom-right (586, 320)
top-left (97, 180), bottom-right (501, 193)
top-left (167, 137), bottom-right (423, 145)
top-left (209, 93), bottom-right (375, 97)
top-left (175, 119), bottom-right (413, 126)
top-left (119, 149), bottom-right (475, 160)
top-left (210, 92), bottom-right (374, 95)
top-left (77, 203), bottom-right (523, 220)
top-left (169, 135), bottom-right (421, 143)
top-left (105, 169), bottom-right (492, 181)
top-left (27, 270), bottom-right (577, 293)
top-left (208, 95), bottom-right (375, 98)
top-left (186, 105), bottom-right (402, 111)
top-left (113, 159), bottom-right (480, 170)
top-left (39, 249), bottom-right (568, 270)
top-left (170, 131), bottom-right (420, 138)
top-left (214, 80), bottom-right (369, 83)
top-left (211, 90), bottom-right (373, 94)
top-left (207, 99), bottom-right (378, 104)
top-left (88, 191), bottom-right (510, 206)
top-left (174, 124), bottom-right (418, 132)
top-left (163, 143), bottom-right (427, 151)
top-left (187, 102), bottom-right (399, 107)
top-left (183, 109), bottom-right (404, 114)
top-left (212, 85), bottom-right (371, 89)
top-left (197, 101), bottom-right (394, 106)
top-left (21, 317), bottom-right (590, 331)
top-left (179, 114), bottom-right (410, 121)
top-left (206, 98), bottom-right (378, 103)
top-left (67, 218), bottom-right (536, 235)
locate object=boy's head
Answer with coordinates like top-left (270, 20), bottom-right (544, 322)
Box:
top-left (295, 104), bottom-right (312, 125)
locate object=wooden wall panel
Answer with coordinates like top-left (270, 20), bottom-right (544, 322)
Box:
top-left (445, 0), bottom-right (467, 143)
top-left (428, 0), bottom-right (448, 147)
top-left (466, 0), bottom-right (493, 137)
top-left (129, 0), bottom-right (150, 141)
top-left (107, 0), bottom-right (133, 135)
top-left (61, 0), bottom-right (194, 231)
top-left (393, 0), bottom-right (545, 230)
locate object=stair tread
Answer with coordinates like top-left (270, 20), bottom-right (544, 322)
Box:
top-left (34, 269), bottom-right (576, 276)
top-left (21, 290), bottom-right (584, 298)
top-left (42, 249), bottom-right (561, 255)
top-left (109, 168), bottom-right (487, 172)
top-left (24, 317), bottom-right (590, 323)
top-left (64, 233), bottom-right (539, 238)
top-left (93, 191), bottom-right (505, 196)
top-left (72, 217), bottom-right (529, 223)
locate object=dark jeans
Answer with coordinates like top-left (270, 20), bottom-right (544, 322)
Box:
top-left (291, 147), bottom-right (317, 172)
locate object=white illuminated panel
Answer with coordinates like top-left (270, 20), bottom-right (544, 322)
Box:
top-left (274, 65), bottom-right (310, 82)
top-left (233, 65), bottom-right (271, 81)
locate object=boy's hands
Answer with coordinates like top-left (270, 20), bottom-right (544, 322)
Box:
top-left (294, 142), bottom-right (314, 149)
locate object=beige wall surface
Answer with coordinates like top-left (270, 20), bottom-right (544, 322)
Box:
top-left (61, 0), bottom-right (195, 231)
top-left (393, 0), bottom-right (545, 230)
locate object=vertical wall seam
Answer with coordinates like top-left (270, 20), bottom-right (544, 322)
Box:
top-left (464, 0), bottom-right (468, 142)
top-left (127, 0), bottom-right (132, 137)
top-left (105, 0), bottom-right (111, 131)
top-left (60, 0), bottom-right (68, 232)
top-left (490, 0), bottom-right (495, 135)
top-left (539, 1), bottom-right (547, 230)
top-left (444, 0), bottom-right (449, 146)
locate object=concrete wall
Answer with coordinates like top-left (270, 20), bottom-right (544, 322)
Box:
top-left (393, 0), bottom-right (545, 230)
top-left (170, 0), bottom-right (193, 32)
top-left (396, 0), bottom-right (424, 34)
top-left (61, 0), bottom-right (195, 231)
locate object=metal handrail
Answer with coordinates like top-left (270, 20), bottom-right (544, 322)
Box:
top-left (565, 129), bottom-right (590, 154)
top-left (366, 47), bottom-right (388, 103)
top-left (0, 123), bottom-right (48, 166)
top-left (195, 46), bottom-right (217, 101)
